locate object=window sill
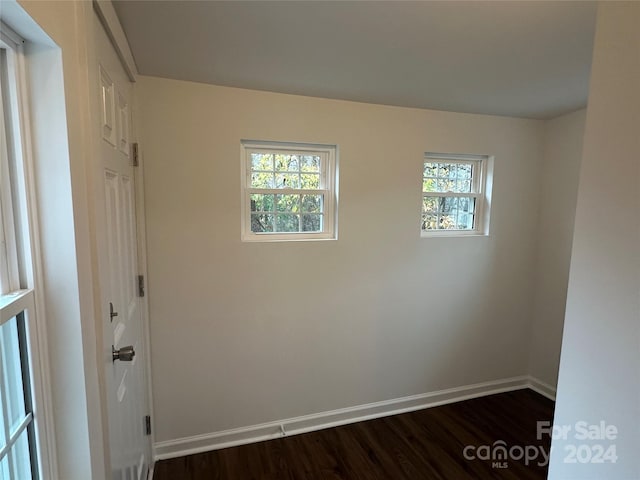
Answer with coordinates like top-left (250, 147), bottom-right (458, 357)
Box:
top-left (241, 233), bottom-right (337, 243)
top-left (1, 289), bottom-right (34, 325)
top-left (421, 231), bottom-right (489, 239)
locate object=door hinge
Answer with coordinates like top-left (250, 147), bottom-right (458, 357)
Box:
top-left (132, 142), bottom-right (139, 167)
top-left (144, 415), bottom-right (152, 436)
top-left (138, 275), bottom-right (145, 297)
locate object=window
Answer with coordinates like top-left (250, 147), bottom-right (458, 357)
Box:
top-left (0, 299), bottom-right (37, 480)
top-left (421, 152), bottom-right (491, 236)
top-left (1, 24), bottom-right (46, 480)
top-left (241, 141), bottom-right (337, 241)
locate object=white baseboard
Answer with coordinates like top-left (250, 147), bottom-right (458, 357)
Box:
top-left (154, 375), bottom-right (555, 461)
top-left (527, 375), bottom-right (557, 401)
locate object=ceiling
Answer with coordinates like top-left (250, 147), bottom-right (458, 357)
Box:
top-left (113, 1), bottom-right (597, 120)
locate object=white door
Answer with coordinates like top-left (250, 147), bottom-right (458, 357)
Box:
top-left (94, 12), bottom-right (150, 480)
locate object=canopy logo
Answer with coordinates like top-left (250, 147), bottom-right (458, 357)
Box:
top-left (462, 440), bottom-right (550, 469)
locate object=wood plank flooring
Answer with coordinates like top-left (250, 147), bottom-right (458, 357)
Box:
top-left (153, 389), bottom-right (553, 480)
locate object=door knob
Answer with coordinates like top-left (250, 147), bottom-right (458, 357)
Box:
top-left (112, 345), bottom-right (135, 362)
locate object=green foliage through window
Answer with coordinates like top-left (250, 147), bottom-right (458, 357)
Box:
top-left (250, 193), bottom-right (324, 233)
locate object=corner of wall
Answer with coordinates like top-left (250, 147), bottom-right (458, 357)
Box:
top-left (526, 108), bottom-right (587, 387)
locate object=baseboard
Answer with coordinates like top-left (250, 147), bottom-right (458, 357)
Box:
top-left (154, 375), bottom-right (537, 461)
top-left (527, 375), bottom-right (557, 401)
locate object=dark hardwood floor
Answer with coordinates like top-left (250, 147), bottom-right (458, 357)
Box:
top-left (154, 389), bottom-right (553, 480)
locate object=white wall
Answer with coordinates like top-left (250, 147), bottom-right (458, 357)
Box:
top-left (138, 76), bottom-right (545, 444)
top-left (528, 109), bottom-right (586, 387)
top-left (549, 2), bottom-right (640, 479)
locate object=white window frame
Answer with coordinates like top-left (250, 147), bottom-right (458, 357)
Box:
top-left (241, 140), bottom-right (338, 242)
top-left (421, 152), bottom-right (492, 237)
top-left (1, 22), bottom-right (56, 480)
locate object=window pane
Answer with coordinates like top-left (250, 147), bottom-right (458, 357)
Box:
top-left (1, 316), bottom-right (27, 435)
top-left (276, 194), bottom-right (300, 212)
top-left (457, 212), bottom-right (475, 230)
top-left (276, 214), bottom-right (299, 232)
top-left (454, 180), bottom-right (472, 193)
top-left (1, 454), bottom-right (9, 479)
top-left (458, 197), bottom-right (473, 213)
top-left (438, 214), bottom-right (458, 229)
top-left (251, 152), bottom-right (322, 189)
top-left (422, 178), bottom-right (437, 192)
top-left (251, 153), bottom-right (273, 171)
top-left (439, 197), bottom-right (457, 214)
top-left (300, 174), bottom-right (319, 189)
top-left (423, 162), bottom-right (437, 177)
top-left (458, 163), bottom-right (472, 179)
top-left (422, 214), bottom-right (438, 230)
top-left (422, 196), bottom-right (476, 231)
top-left (250, 194), bottom-right (274, 212)
top-left (422, 197), bottom-right (438, 214)
top-left (251, 172), bottom-right (275, 188)
top-left (275, 154), bottom-right (299, 172)
top-left (301, 195), bottom-right (322, 213)
top-left (300, 155), bottom-right (320, 172)
top-left (301, 214), bottom-right (322, 232)
top-left (444, 163), bottom-right (457, 178)
top-left (436, 178), bottom-right (455, 192)
top-left (437, 163), bottom-right (451, 178)
top-left (251, 213), bottom-right (274, 233)
top-left (275, 173), bottom-right (300, 189)
top-left (423, 161), bottom-right (476, 193)
top-left (11, 432), bottom-right (32, 480)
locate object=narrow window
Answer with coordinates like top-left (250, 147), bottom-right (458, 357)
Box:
top-left (241, 141), bottom-right (337, 241)
top-left (1, 24), bottom-right (46, 479)
top-left (421, 153), bottom-right (491, 236)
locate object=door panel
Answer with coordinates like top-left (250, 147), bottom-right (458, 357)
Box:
top-left (94, 11), bottom-right (150, 480)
